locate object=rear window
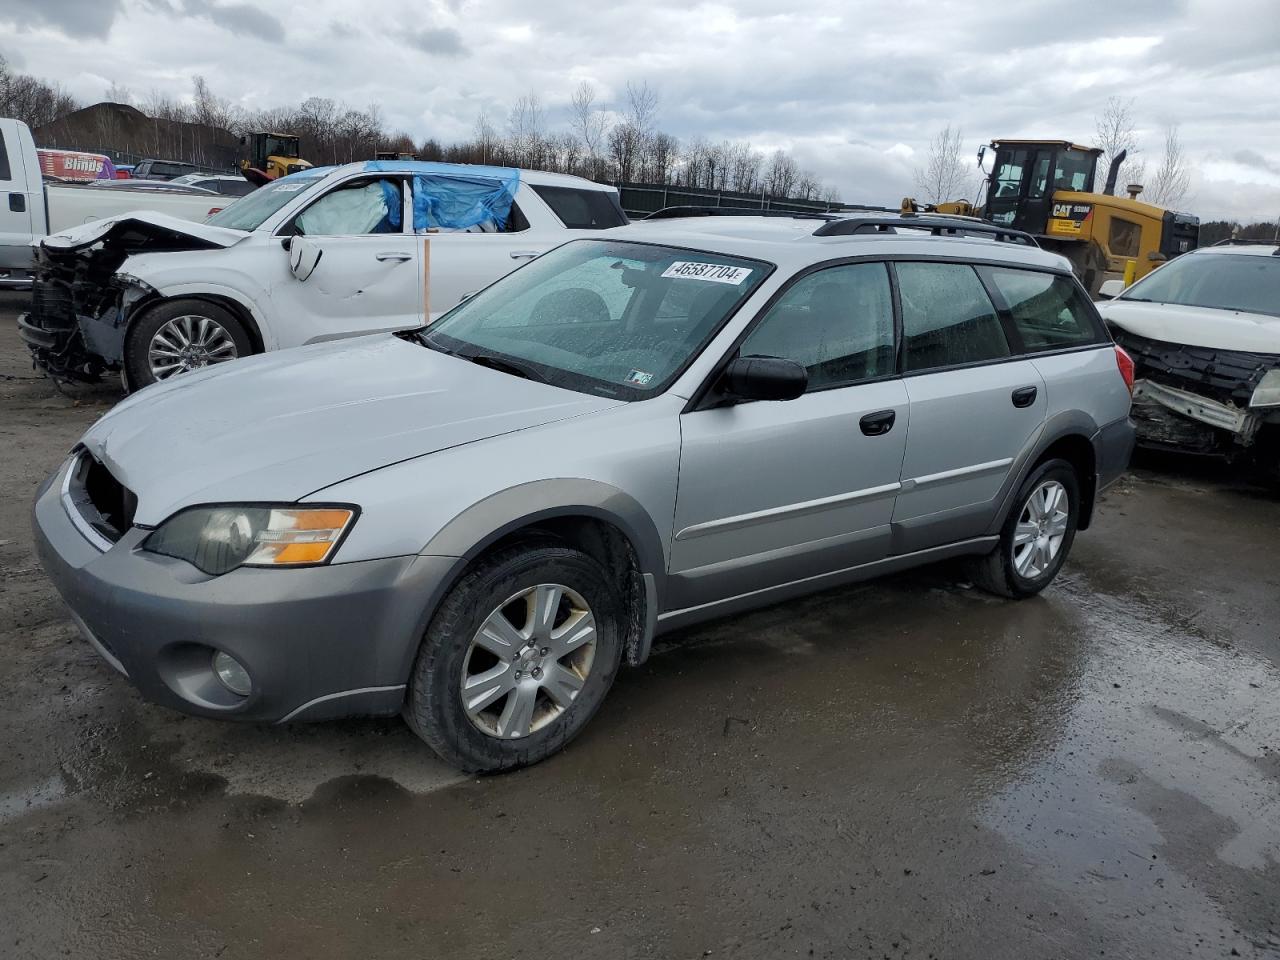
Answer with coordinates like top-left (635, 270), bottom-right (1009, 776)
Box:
top-left (984, 267), bottom-right (1102, 351)
top-left (896, 262), bottom-right (1010, 371)
top-left (531, 185), bottom-right (627, 229)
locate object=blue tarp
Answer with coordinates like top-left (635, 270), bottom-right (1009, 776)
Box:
top-left (365, 160), bottom-right (520, 232)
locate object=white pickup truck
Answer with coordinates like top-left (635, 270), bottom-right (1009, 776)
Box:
top-left (19, 155), bottom-right (629, 387)
top-left (1, 117), bottom-right (230, 285)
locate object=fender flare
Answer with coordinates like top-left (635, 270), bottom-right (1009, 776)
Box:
top-left (134, 281), bottom-right (272, 351)
top-left (985, 410), bottom-right (1103, 536)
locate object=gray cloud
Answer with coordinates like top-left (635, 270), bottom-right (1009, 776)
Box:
top-left (407, 27), bottom-right (467, 57)
top-left (1234, 149), bottom-right (1280, 176)
top-left (182, 0), bottom-right (285, 43)
top-left (0, 0), bottom-right (122, 39)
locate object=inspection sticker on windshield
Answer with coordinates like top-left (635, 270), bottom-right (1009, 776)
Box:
top-left (274, 183), bottom-right (307, 192)
top-left (661, 261), bottom-right (753, 285)
top-left (626, 369), bottom-right (655, 386)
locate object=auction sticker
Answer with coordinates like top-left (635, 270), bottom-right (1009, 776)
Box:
top-left (626, 369), bottom-right (655, 386)
top-left (661, 261), bottom-right (753, 285)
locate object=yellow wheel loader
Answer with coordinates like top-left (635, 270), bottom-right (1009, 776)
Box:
top-left (240, 132), bottom-right (312, 187)
top-left (931, 140), bottom-right (1199, 295)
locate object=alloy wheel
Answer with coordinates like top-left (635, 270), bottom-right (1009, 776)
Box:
top-left (1012, 479), bottom-right (1070, 579)
top-left (148, 314), bottom-right (239, 380)
top-left (460, 583), bottom-right (597, 739)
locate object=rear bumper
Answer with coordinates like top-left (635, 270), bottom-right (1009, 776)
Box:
top-left (33, 460), bottom-right (460, 723)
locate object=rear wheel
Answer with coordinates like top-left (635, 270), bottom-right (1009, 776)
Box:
top-left (124, 298), bottom-right (252, 389)
top-left (969, 459), bottom-right (1080, 598)
top-left (404, 542), bottom-right (623, 773)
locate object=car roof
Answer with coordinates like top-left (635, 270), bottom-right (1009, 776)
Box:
top-left (1193, 241), bottom-right (1280, 257)
top-left (601, 214), bottom-right (1074, 273)
top-left (322, 160), bottom-right (615, 192)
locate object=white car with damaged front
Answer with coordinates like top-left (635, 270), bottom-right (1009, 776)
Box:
top-left (1098, 242), bottom-right (1280, 478)
top-left (17, 159), bottom-right (627, 388)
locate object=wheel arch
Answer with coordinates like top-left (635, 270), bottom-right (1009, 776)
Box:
top-left (126, 291), bottom-right (266, 355)
top-left (989, 412), bottom-right (1101, 536)
top-left (417, 480), bottom-right (666, 670)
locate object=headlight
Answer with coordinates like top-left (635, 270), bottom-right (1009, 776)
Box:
top-left (143, 505), bottom-right (357, 575)
top-left (1251, 369), bottom-right (1280, 408)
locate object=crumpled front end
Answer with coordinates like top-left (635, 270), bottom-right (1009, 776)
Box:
top-left (1111, 328), bottom-right (1280, 466)
top-left (17, 217), bottom-right (236, 383)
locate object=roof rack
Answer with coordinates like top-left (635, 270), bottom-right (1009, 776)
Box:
top-left (1212, 237), bottom-right (1280, 252)
top-left (645, 205), bottom-right (837, 221)
top-left (813, 215), bottom-right (1039, 247)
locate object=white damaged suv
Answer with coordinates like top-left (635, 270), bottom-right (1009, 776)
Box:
top-left (1098, 241), bottom-right (1280, 478)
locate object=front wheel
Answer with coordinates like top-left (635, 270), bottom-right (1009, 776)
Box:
top-left (404, 542), bottom-right (624, 773)
top-left (124, 299), bottom-right (252, 388)
top-left (969, 459), bottom-right (1080, 598)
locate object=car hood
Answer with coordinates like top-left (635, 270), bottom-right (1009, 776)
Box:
top-left (1101, 299), bottom-right (1280, 353)
top-left (41, 211), bottom-right (249, 252)
top-left (80, 335), bottom-right (622, 526)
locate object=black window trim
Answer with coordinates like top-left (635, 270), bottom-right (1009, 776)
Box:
top-left (687, 252), bottom-right (1111, 411)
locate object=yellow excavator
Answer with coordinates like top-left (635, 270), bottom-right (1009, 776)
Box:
top-left (240, 132), bottom-right (312, 186)
top-left (922, 139), bottom-right (1199, 294)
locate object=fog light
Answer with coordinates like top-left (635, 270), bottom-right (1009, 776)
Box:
top-left (212, 651), bottom-right (252, 697)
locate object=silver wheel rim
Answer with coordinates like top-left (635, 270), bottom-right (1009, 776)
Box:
top-left (461, 583), bottom-right (597, 740)
top-left (148, 314), bottom-right (238, 380)
top-left (1012, 479), bottom-right (1070, 579)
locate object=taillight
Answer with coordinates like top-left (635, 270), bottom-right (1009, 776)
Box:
top-left (1114, 345), bottom-right (1135, 394)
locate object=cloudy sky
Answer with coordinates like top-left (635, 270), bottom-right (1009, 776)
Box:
top-left (3, 0), bottom-right (1279, 220)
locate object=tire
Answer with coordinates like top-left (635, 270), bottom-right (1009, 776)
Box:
top-left (969, 459), bottom-right (1080, 599)
top-left (124, 298), bottom-right (253, 388)
top-left (404, 541), bottom-right (624, 773)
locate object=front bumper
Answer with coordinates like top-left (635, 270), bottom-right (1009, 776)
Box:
top-left (33, 461), bottom-right (460, 723)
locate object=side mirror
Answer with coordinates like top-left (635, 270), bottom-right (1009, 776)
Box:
top-left (1096, 279), bottom-right (1126, 300)
top-left (721, 356), bottom-right (807, 402)
top-left (288, 236), bottom-right (323, 282)
top-left (1147, 251), bottom-right (1168, 262)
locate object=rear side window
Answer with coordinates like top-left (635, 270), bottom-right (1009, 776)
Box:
top-left (531, 185), bottom-right (627, 229)
top-left (984, 267), bottom-right (1102, 351)
top-left (896, 262), bottom-right (1010, 372)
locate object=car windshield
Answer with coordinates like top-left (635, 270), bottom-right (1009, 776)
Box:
top-left (1121, 252), bottom-right (1280, 318)
top-left (206, 171), bottom-right (327, 230)
top-left (422, 239), bottom-right (771, 399)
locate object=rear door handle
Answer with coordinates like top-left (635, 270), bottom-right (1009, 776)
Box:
top-left (509, 250), bottom-right (540, 260)
top-left (859, 409), bottom-right (896, 436)
top-left (1011, 385), bottom-right (1038, 408)
top-left (375, 251), bottom-right (412, 262)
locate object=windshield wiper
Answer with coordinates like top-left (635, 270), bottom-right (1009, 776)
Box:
top-left (460, 352), bottom-right (549, 383)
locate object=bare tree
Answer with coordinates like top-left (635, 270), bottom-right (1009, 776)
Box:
top-left (472, 108), bottom-right (498, 164)
top-left (569, 81), bottom-right (607, 177)
top-left (1145, 123), bottom-right (1192, 209)
top-left (507, 91), bottom-right (544, 167)
top-left (105, 81), bottom-right (133, 106)
top-left (912, 124), bottom-right (965, 204)
top-left (1092, 96), bottom-right (1147, 193)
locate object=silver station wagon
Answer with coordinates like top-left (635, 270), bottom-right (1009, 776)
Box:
top-left (34, 213), bottom-right (1136, 772)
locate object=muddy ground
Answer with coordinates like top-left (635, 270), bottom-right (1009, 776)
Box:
top-left (1, 289), bottom-right (1277, 959)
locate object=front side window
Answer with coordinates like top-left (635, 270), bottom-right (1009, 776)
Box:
top-left (896, 262), bottom-right (1009, 371)
top-left (738, 262), bottom-right (895, 390)
top-left (1120, 252), bottom-right (1280, 318)
top-left (423, 240), bottom-right (770, 398)
top-left (984, 267), bottom-right (1102, 351)
top-left (293, 178), bottom-right (403, 236)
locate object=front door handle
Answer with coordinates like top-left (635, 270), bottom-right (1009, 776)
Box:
top-left (1011, 385), bottom-right (1038, 408)
top-left (509, 250), bottom-right (540, 260)
top-left (859, 409), bottom-right (896, 436)
top-left (375, 251), bottom-right (412, 262)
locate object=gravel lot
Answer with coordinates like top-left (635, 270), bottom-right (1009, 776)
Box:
top-left (1, 289), bottom-right (1277, 959)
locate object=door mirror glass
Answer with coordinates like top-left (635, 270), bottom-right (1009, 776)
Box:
top-left (1097, 278), bottom-right (1126, 299)
top-left (289, 236), bottom-right (324, 282)
top-left (722, 356), bottom-right (807, 402)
